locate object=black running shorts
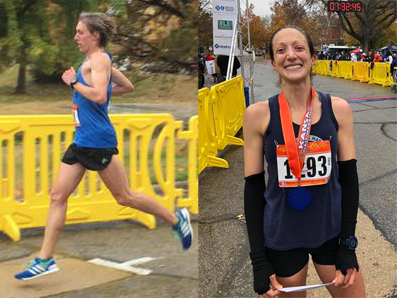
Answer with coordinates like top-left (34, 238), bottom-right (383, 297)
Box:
top-left (61, 143), bottom-right (119, 171)
top-left (265, 237), bottom-right (339, 277)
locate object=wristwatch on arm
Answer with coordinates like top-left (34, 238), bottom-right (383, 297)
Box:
top-left (339, 236), bottom-right (358, 251)
top-left (70, 78), bottom-right (78, 89)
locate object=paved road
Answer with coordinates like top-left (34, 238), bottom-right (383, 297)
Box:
top-left (0, 219), bottom-right (198, 298)
top-left (199, 57), bottom-right (397, 298)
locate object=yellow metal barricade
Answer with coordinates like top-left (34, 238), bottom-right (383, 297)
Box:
top-left (176, 116), bottom-right (198, 214)
top-left (337, 61), bottom-right (353, 79)
top-left (0, 114), bottom-right (197, 241)
top-left (198, 87), bottom-right (229, 174)
top-left (312, 60), bottom-right (319, 74)
top-left (210, 76), bottom-right (245, 150)
top-left (317, 60), bottom-right (328, 75)
top-left (329, 61), bottom-right (337, 77)
top-left (368, 62), bottom-right (394, 87)
top-left (351, 62), bottom-right (370, 83)
top-left (323, 60), bottom-right (332, 76)
top-left (331, 60), bottom-right (339, 78)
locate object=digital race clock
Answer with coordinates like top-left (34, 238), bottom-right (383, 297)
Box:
top-left (327, 1), bottom-right (362, 12)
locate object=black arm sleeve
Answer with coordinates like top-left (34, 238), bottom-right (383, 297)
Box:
top-left (336, 159), bottom-right (360, 275)
top-left (244, 171), bottom-right (275, 294)
top-left (244, 171), bottom-right (266, 251)
top-left (338, 159), bottom-right (359, 238)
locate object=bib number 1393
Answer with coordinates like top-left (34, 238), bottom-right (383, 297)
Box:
top-left (277, 140), bottom-right (332, 187)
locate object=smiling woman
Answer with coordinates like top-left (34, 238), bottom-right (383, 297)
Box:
top-left (269, 26), bottom-right (316, 88)
top-left (243, 26), bottom-right (366, 298)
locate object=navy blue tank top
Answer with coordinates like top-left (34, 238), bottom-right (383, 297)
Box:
top-left (73, 52), bottom-right (117, 148)
top-left (263, 91), bottom-right (341, 250)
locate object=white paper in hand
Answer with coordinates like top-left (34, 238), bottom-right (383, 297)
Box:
top-left (278, 282), bottom-right (334, 293)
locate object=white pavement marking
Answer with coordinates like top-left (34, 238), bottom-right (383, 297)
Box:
top-left (88, 257), bottom-right (158, 275)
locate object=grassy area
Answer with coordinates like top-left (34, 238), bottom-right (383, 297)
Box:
top-left (0, 65), bottom-right (198, 105)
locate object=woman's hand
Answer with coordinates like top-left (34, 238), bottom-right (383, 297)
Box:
top-left (258, 275), bottom-right (283, 298)
top-left (333, 268), bottom-right (357, 289)
top-left (259, 274), bottom-right (283, 298)
top-left (62, 67), bottom-right (76, 86)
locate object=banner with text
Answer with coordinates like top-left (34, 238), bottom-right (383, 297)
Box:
top-left (212, 0), bottom-right (238, 55)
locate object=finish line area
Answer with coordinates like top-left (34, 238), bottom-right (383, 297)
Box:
top-left (346, 96), bottom-right (397, 103)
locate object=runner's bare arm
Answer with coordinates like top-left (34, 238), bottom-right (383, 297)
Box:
top-left (331, 97), bottom-right (357, 161)
top-left (243, 102), bottom-right (270, 176)
top-left (72, 52), bottom-right (111, 104)
top-left (111, 67), bottom-right (134, 95)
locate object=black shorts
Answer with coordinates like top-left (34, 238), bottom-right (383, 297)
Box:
top-left (265, 237), bottom-right (339, 278)
top-left (61, 143), bottom-right (119, 171)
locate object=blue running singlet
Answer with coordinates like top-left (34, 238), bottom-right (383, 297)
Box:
top-left (72, 52), bottom-right (117, 148)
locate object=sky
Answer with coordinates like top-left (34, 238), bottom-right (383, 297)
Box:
top-left (248, 0), bottom-right (273, 18)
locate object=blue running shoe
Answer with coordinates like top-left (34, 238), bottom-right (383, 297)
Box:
top-left (173, 208), bottom-right (193, 250)
top-left (15, 257), bottom-right (58, 280)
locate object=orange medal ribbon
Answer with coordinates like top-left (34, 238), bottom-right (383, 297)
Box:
top-left (279, 86), bottom-right (315, 182)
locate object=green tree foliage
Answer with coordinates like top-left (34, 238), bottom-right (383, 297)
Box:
top-left (0, 0), bottom-right (110, 92)
top-left (31, 0), bottom-right (111, 83)
top-left (270, 0), bottom-right (308, 30)
top-left (240, 4), bottom-right (269, 50)
top-left (0, 0), bottom-right (196, 94)
top-left (114, 0), bottom-right (197, 72)
top-left (198, 0), bottom-right (212, 48)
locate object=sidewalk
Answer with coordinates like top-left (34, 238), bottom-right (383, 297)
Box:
top-left (0, 220), bottom-right (198, 298)
top-left (199, 58), bottom-right (397, 297)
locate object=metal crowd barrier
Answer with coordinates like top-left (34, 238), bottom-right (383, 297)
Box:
top-left (198, 76), bottom-right (246, 174)
top-left (0, 114), bottom-right (198, 241)
top-left (313, 60), bottom-right (394, 88)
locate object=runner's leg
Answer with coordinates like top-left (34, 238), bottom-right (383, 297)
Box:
top-left (98, 155), bottom-right (178, 225)
top-left (39, 162), bottom-right (86, 259)
top-left (313, 262), bottom-right (366, 297)
top-left (276, 263), bottom-right (309, 298)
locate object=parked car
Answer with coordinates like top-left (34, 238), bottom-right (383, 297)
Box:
top-left (255, 50), bottom-right (262, 56)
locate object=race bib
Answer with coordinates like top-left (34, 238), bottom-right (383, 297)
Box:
top-left (277, 140), bottom-right (332, 187)
top-left (73, 104), bottom-right (81, 127)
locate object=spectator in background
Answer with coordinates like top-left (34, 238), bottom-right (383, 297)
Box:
top-left (385, 50), bottom-right (393, 63)
top-left (198, 53), bottom-right (205, 89)
top-left (367, 49), bottom-right (375, 62)
top-left (360, 53), bottom-right (366, 62)
top-left (206, 53), bottom-right (217, 83)
top-left (391, 54), bottom-right (397, 77)
top-left (351, 52), bottom-right (357, 62)
top-left (381, 51), bottom-right (387, 62)
top-left (339, 51), bottom-right (349, 61)
top-left (214, 55), bottom-right (224, 83)
top-left (217, 55), bottom-right (241, 81)
top-left (391, 55), bottom-right (397, 91)
top-left (373, 53), bottom-right (382, 62)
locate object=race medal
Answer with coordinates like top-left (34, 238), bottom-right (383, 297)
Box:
top-left (278, 87), bottom-right (317, 211)
top-left (288, 186), bottom-right (312, 211)
top-left (73, 104), bottom-right (81, 127)
top-left (280, 141), bottom-right (332, 211)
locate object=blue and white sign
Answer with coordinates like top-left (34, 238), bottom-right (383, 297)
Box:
top-left (212, 0), bottom-right (238, 55)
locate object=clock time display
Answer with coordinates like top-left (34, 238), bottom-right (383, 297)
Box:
top-left (327, 1), bottom-right (362, 12)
